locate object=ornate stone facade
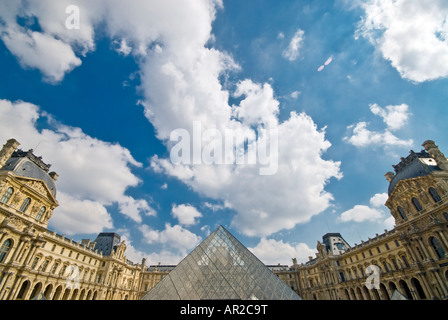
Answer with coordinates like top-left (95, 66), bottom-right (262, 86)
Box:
top-left (291, 140), bottom-right (448, 300)
top-left (0, 139), bottom-right (152, 300)
top-left (1, 138), bottom-right (447, 300)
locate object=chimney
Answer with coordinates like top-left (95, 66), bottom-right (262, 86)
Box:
top-left (49, 171), bottom-right (59, 181)
top-left (385, 172), bottom-right (395, 182)
top-left (422, 140), bottom-right (448, 171)
top-left (0, 139), bottom-right (20, 168)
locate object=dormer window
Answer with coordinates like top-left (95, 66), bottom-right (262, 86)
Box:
top-left (36, 206), bottom-right (46, 221)
top-left (0, 187), bottom-right (14, 204)
top-left (429, 187), bottom-right (442, 203)
top-left (19, 197), bottom-right (31, 212)
top-left (412, 197), bottom-right (423, 212)
top-left (397, 206), bottom-right (407, 219)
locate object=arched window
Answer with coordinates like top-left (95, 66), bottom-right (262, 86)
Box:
top-left (0, 239), bottom-right (12, 263)
top-left (429, 237), bottom-right (445, 259)
top-left (36, 206), bottom-right (46, 221)
top-left (412, 198), bottom-right (423, 212)
top-left (19, 198), bottom-right (31, 212)
top-left (0, 187), bottom-right (14, 204)
top-left (397, 206), bottom-right (407, 219)
top-left (429, 187), bottom-right (442, 203)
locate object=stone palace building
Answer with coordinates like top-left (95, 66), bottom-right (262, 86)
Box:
top-left (0, 138), bottom-right (447, 300)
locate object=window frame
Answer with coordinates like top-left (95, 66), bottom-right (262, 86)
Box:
top-left (19, 197), bottom-right (31, 213)
top-left (0, 239), bottom-right (13, 263)
top-left (0, 187), bottom-right (14, 204)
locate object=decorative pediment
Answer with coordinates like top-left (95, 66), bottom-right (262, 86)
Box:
top-left (1, 213), bottom-right (30, 232)
top-left (18, 177), bottom-right (57, 204)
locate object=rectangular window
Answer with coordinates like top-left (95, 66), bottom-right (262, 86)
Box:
top-left (402, 256), bottom-right (410, 268)
top-left (395, 240), bottom-right (400, 247)
top-left (51, 263), bottom-right (59, 274)
top-left (40, 260), bottom-right (49, 272)
top-left (385, 243), bottom-right (390, 250)
top-left (31, 257), bottom-right (39, 269)
top-left (392, 259), bottom-right (398, 270)
top-left (377, 247), bottom-right (381, 253)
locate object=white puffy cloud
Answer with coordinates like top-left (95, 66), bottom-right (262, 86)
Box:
top-left (339, 205), bottom-right (384, 223)
top-left (344, 103), bottom-right (413, 148)
top-left (171, 204), bottom-right (202, 226)
top-left (369, 192), bottom-right (388, 208)
top-left (49, 192), bottom-right (113, 235)
top-left (139, 223), bottom-right (202, 255)
top-left (369, 103), bottom-right (411, 131)
top-left (282, 29), bottom-right (305, 61)
top-left (232, 80), bottom-right (279, 128)
top-left (344, 122), bottom-right (413, 148)
top-left (249, 238), bottom-right (316, 265)
top-left (384, 216), bottom-right (395, 230)
top-left (204, 201), bottom-right (231, 211)
top-left (0, 0), bottom-right (96, 83)
top-left (0, 1), bottom-right (342, 240)
top-left (1, 27), bottom-right (82, 83)
top-left (356, 0), bottom-right (448, 82)
top-left (338, 193), bottom-right (392, 227)
top-left (290, 91), bottom-right (301, 99)
top-left (0, 99), bottom-right (152, 235)
top-left (119, 196), bottom-right (157, 224)
top-left (152, 110), bottom-right (342, 237)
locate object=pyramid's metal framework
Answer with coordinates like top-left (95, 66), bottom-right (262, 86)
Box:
top-left (141, 226), bottom-right (301, 300)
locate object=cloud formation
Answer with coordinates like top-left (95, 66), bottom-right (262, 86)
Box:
top-left (0, 1), bottom-right (342, 258)
top-left (344, 103), bottom-right (413, 148)
top-left (171, 204), bottom-right (202, 226)
top-left (338, 193), bottom-right (393, 229)
top-left (356, 0), bottom-right (448, 82)
top-left (249, 238), bottom-right (316, 265)
top-left (0, 99), bottom-right (154, 235)
top-left (282, 29), bottom-right (305, 61)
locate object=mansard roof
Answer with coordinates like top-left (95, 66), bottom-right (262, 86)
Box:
top-left (1, 149), bottom-right (57, 196)
top-left (388, 150), bottom-right (441, 196)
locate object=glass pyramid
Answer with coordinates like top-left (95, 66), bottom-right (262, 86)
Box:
top-left (141, 225), bottom-right (301, 300)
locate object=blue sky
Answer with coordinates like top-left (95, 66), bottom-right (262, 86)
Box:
top-left (1, 0), bottom-right (448, 265)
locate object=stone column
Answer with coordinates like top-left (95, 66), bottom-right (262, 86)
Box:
top-left (418, 238), bottom-right (436, 261)
top-left (0, 139), bottom-right (20, 168)
top-left (433, 270), bottom-right (448, 297)
top-left (8, 240), bottom-right (25, 264)
top-left (436, 230), bottom-right (448, 253)
top-left (6, 274), bottom-right (23, 300)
